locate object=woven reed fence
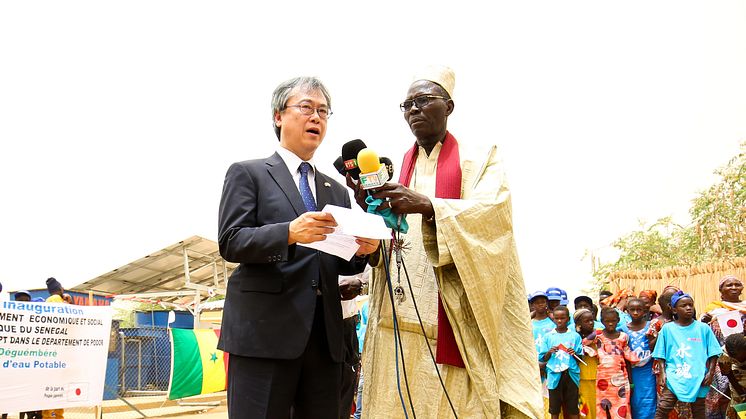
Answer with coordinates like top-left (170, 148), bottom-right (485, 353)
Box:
top-left (606, 257), bottom-right (746, 315)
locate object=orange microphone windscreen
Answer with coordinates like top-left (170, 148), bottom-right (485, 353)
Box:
top-left (357, 148), bottom-right (381, 174)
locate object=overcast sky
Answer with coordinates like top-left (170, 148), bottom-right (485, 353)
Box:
top-left (1, 1), bottom-right (745, 304)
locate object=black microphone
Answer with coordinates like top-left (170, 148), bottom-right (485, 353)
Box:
top-left (379, 157), bottom-right (394, 180)
top-left (333, 156), bottom-right (346, 176)
top-left (341, 139), bottom-right (367, 180)
top-left (336, 155), bottom-right (393, 179)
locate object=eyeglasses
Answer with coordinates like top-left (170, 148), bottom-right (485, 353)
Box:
top-left (285, 103), bottom-right (333, 119)
top-left (399, 95), bottom-right (447, 112)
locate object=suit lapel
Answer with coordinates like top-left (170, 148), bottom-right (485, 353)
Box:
top-left (266, 152), bottom-right (307, 216)
top-left (315, 172), bottom-right (333, 211)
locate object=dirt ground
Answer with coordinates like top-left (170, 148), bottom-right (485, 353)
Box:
top-left (166, 404), bottom-right (227, 419)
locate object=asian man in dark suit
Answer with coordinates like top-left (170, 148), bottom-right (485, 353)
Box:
top-left (217, 76), bottom-right (379, 419)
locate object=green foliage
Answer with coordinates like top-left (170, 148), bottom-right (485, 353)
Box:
top-left (594, 143), bottom-right (746, 281)
top-left (690, 144), bottom-right (746, 259)
top-left (206, 294), bottom-right (225, 302)
top-left (113, 307), bottom-right (135, 328)
top-left (111, 301), bottom-right (175, 329)
top-left (613, 218), bottom-right (690, 269)
top-left (133, 302), bottom-right (171, 312)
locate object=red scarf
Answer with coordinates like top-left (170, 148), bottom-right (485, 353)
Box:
top-left (399, 131), bottom-right (465, 368)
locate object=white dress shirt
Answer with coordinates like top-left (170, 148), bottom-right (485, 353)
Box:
top-left (276, 145), bottom-right (317, 201)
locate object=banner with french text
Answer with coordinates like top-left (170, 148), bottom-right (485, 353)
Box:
top-left (0, 301), bottom-right (113, 411)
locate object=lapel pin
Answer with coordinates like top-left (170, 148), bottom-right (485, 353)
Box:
top-left (324, 182), bottom-right (331, 187)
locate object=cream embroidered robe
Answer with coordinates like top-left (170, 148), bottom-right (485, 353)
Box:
top-left (362, 141), bottom-right (544, 419)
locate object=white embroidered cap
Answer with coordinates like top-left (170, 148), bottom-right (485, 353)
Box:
top-left (412, 65), bottom-right (456, 98)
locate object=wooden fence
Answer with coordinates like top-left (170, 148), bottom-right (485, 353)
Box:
top-left (607, 257), bottom-right (746, 315)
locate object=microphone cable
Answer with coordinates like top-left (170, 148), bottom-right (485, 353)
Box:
top-left (393, 218), bottom-right (459, 419)
top-left (381, 239), bottom-right (416, 418)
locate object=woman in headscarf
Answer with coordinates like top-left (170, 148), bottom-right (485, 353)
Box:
top-left (639, 289), bottom-right (660, 320)
top-left (700, 275), bottom-right (746, 419)
top-left (600, 288), bottom-right (634, 327)
top-left (701, 275), bottom-right (746, 323)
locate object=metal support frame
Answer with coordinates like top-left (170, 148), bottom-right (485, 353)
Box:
top-left (120, 337), bottom-right (143, 393)
top-left (113, 240), bottom-right (228, 328)
top-left (182, 246), bottom-right (227, 328)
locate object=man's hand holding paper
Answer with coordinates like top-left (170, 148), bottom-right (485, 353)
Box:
top-left (297, 205), bottom-right (389, 260)
top-left (288, 211), bottom-right (337, 245)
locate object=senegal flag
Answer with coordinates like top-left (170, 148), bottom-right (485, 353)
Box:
top-left (168, 328), bottom-right (227, 399)
top-left (735, 403), bottom-right (746, 419)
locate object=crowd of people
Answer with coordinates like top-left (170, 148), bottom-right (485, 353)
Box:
top-left (530, 275), bottom-right (746, 419)
top-left (4, 59), bottom-right (743, 419)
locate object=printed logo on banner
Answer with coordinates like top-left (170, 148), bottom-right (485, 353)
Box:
top-left (66, 382), bottom-right (89, 401)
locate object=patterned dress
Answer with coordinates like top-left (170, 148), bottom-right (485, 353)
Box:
top-left (594, 332), bottom-right (639, 419)
top-left (620, 322), bottom-right (657, 418)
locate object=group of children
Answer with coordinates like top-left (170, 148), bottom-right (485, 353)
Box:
top-left (530, 286), bottom-right (745, 419)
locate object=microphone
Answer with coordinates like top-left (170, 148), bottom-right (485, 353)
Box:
top-left (334, 154), bottom-right (393, 180)
top-left (379, 157), bottom-right (394, 180)
top-left (357, 148), bottom-right (389, 190)
top-left (341, 139), bottom-right (367, 180)
top-left (333, 156), bottom-right (346, 176)
top-left (355, 147), bottom-right (408, 233)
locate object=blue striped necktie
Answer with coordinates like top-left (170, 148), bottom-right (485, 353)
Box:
top-left (298, 162), bottom-right (317, 212)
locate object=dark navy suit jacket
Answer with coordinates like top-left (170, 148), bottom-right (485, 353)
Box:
top-left (217, 152), bottom-right (367, 363)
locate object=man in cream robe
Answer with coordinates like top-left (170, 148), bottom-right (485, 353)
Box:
top-left (351, 67), bottom-right (543, 418)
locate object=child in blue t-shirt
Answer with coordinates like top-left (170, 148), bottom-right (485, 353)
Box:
top-left (530, 291), bottom-right (556, 348)
top-left (539, 306), bottom-right (583, 419)
top-left (530, 291), bottom-right (557, 413)
top-left (652, 291), bottom-right (722, 418)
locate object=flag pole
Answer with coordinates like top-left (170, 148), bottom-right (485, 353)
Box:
top-left (710, 385), bottom-right (732, 400)
top-left (573, 353), bottom-right (588, 366)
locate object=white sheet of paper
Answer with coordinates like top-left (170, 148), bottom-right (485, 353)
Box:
top-left (322, 204), bottom-right (392, 239)
top-left (299, 231), bottom-right (360, 261)
top-left (297, 205), bottom-right (391, 260)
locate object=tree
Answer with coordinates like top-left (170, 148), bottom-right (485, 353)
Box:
top-left (690, 144), bottom-right (746, 260)
top-left (593, 142), bottom-right (746, 282)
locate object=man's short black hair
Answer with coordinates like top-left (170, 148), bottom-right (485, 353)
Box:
top-left (574, 295), bottom-right (593, 307)
top-left (553, 305), bottom-right (570, 317)
top-left (659, 291), bottom-right (674, 308)
top-left (600, 307), bottom-right (619, 321)
top-left (626, 297), bottom-right (645, 308)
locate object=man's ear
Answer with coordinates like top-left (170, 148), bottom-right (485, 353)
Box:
top-left (274, 111), bottom-right (282, 128)
top-left (445, 99), bottom-right (455, 116)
